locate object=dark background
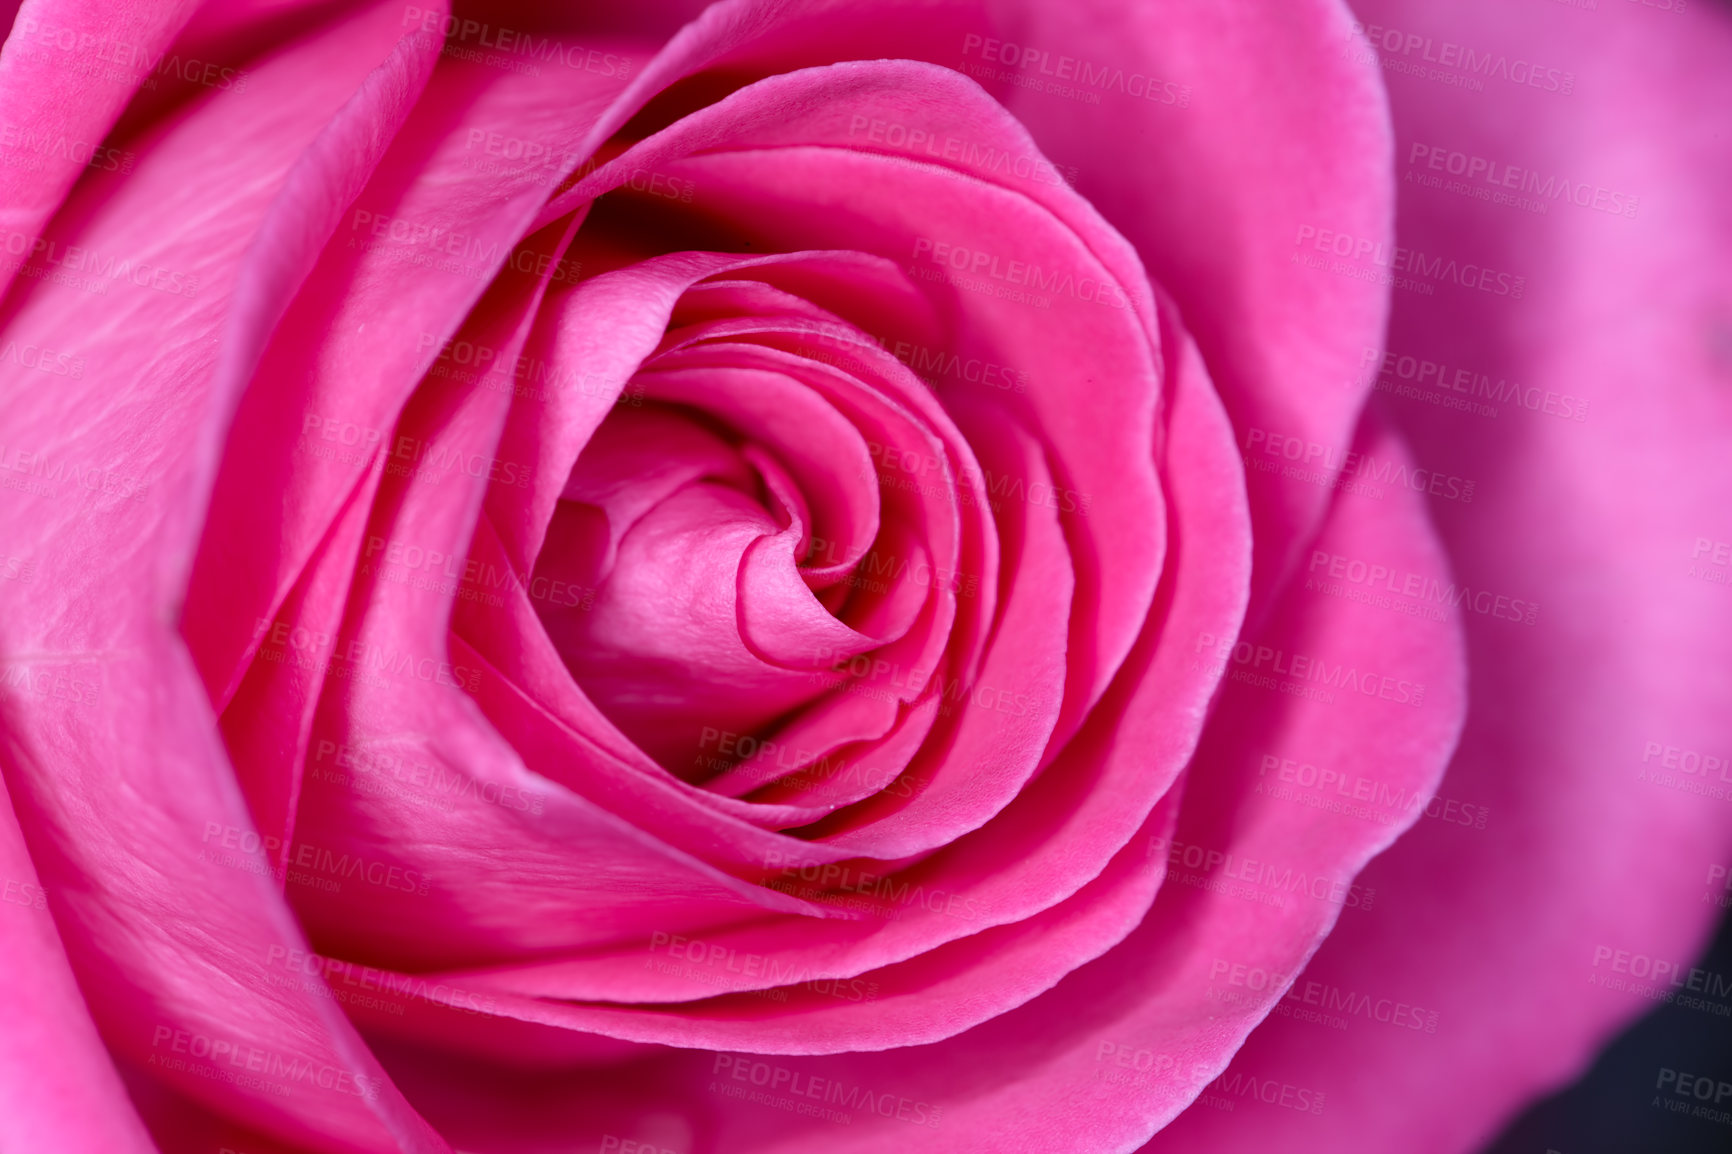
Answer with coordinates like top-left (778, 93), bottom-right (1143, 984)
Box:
top-left (1483, 902), bottom-right (1732, 1154)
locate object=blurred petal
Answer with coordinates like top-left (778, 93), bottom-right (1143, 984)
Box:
top-left (1150, 1), bottom-right (1732, 1149)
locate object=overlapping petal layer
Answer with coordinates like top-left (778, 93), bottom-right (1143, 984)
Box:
top-left (0, 3), bottom-right (457, 1148)
top-left (1148, 1), bottom-right (1732, 1149)
top-left (0, 1), bottom-right (1512, 1152)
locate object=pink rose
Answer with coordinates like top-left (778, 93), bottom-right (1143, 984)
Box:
top-left (0, 1), bottom-right (1726, 1152)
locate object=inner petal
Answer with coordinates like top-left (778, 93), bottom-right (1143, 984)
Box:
top-left (535, 401), bottom-right (901, 776)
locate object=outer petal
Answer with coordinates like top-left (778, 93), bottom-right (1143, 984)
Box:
top-left (984, 0), bottom-right (1395, 618)
top-left (0, 4), bottom-right (454, 1150)
top-left (0, 775), bottom-right (155, 1154)
top-left (1149, 1), bottom-right (1732, 1150)
top-left (188, 31), bottom-right (644, 896)
top-left (0, 0), bottom-right (198, 299)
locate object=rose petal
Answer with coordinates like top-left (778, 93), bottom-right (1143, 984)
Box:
top-left (0, 778), bottom-right (155, 1154)
top-left (0, 0), bottom-right (198, 300)
top-left (0, 4), bottom-right (455, 1147)
top-left (354, 302), bottom-right (1253, 1148)
top-left (536, 60), bottom-right (1170, 748)
top-left (988, 0), bottom-right (1396, 620)
top-left (183, 33), bottom-right (643, 710)
top-left (1149, 1), bottom-right (1732, 1149)
top-left (289, 258), bottom-right (851, 971)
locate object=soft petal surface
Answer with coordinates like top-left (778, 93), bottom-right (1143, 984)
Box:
top-left (0, 0), bottom-right (1576, 1150)
top-left (984, 0), bottom-right (1396, 618)
top-left (0, 776), bottom-right (155, 1154)
top-left (0, 0), bottom-right (198, 299)
top-left (0, 4), bottom-right (455, 1149)
top-left (1147, 1), bottom-right (1732, 1151)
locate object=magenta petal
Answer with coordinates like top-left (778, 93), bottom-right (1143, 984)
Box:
top-left (991, 0), bottom-right (1395, 619)
top-left (353, 299), bottom-right (1253, 1151)
top-left (0, 5), bottom-right (456, 1149)
top-left (0, 780), bottom-right (155, 1154)
top-left (1146, 2), bottom-right (1732, 1149)
top-left (630, 357), bottom-right (883, 591)
top-left (486, 251), bottom-right (750, 576)
top-left (750, 696), bottom-right (941, 811)
top-left (538, 60), bottom-right (1169, 740)
top-left (552, 479), bottom-right (843, 763)
top-left (642, 406), bottom-right (1458, 1151)
top-left (0, 0), bottom-right (197, 300)
top-left (221, 466), bottom-right (386, 872)
top-left (386, 784), bottom-right (1184, 1057)
top-left (454, 521), bottom-right (869, 851)
top-left (291, 277), bottom-right (850, 969)
top-left (551, 403), bottom-right (757, 586)
top-left (183, 39), bottom-right (638, 709)
top-left (804, 400), bottom-right (1071, 858)
top-left (0, 0), bottom-right (1561, 1147)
